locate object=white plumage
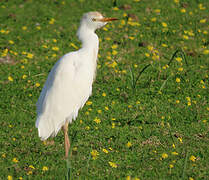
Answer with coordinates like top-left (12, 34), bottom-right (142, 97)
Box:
top-left (35, 11), bottom-right (117, 157)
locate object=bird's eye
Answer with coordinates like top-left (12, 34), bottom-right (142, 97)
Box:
top-left (92, 18), bottom-right (96, 22)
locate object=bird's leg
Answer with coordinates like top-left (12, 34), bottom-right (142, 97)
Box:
top-left (63, 121), bottom-right (70, 158)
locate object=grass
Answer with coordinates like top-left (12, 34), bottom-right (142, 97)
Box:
top-left (0, 0), bottom-right (209, 179)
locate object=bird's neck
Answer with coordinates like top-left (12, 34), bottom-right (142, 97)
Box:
top-left (77, 24), bottom-right (99, 52)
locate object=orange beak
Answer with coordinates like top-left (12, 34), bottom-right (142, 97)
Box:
top-left (97, 17), bottom-right (118, 22)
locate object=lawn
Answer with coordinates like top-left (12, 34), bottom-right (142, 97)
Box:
top-left (0, 0), bottom-right (208, 179)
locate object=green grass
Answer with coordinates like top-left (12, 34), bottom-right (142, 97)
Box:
top-left (0, 0), bottom-right (209, 179)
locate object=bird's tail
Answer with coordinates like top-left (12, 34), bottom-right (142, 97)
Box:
top-left (35, 115), bottom-right (58, 141)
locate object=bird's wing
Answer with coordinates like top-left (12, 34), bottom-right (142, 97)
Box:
top-left (36, 51), bottom-right (93, 140)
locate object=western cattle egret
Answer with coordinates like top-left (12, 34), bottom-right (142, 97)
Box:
top-left (35, 12), bottom-right (118, 158)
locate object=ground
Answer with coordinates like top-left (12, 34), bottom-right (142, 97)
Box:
top-left (0, 0), bottom-right (208, 179)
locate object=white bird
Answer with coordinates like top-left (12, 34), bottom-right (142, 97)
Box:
top-left (35, 12), bottom-right (118, 158)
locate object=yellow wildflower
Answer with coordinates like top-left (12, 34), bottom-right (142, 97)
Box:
top-left (189, 155), bottom-right (196, 162)
top-left (35, 82), bottom-right (40, 87)
top-left (180, 8), bottom-right (186, 13)
top-left (126, 141), bottom-right (132, 148)
top-left (151, 17), bottom-right (157, 22)
top-left (172, 152), bottom-right (178, 155)
top-left (8, 76), bottom-right (14, 82)
top-left (108, 161), bottom-right (117, 168)
top-left (52, 46), bottom-right (59, 51)
top-left (22, 26), bottom-right (27, 30)
top-left (94, 117), bottom-right (101, 124)
top-left (22, 75), bottom-right (27, 79)
top-left (111, 44), bottom-right (118, 49)
top-left (169, 164), bottom-right (174, 168)
top-left (175, 57), bottom-right (182, 62)
top-left (9, 40), bottom-right (14, 44)
top-left (162, 153), bottom-right (168, 159)
top-left (49, 18), bottom-right (55, 24)
top-left (203, 49), bottom-right (209, 55)
top-left (102, 93), bottom-right (106, 97)
top-left (91, 150), bottom-right (99, 160)
top-left (27, 53), bottom-right (34, 59)
top-left (86, 101), bottom-right (92, 105)
top-left (162, 22), bottom-right (167, 28)
top-left (176, 78), bottom-right (181, 83)
top-left (102, 148), bottom-right (109, 153)
top-left (200, 19), bottom-right (206, 23)
top-left (42, 166), bottom-right (49, 171)
top-left (8, 176), bottom-right (12, 180)
top-left (12, 158), bottom-right (19, 163)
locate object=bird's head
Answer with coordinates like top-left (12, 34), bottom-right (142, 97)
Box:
top-left (81, 11), bottom-right (118, 31)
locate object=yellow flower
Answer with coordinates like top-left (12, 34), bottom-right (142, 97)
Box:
top-left (121, 19), bottom-right (126, 25)
top-left (29, 165), bottom-right (35, 169)
top-left (49, 18), bottom-right (55, 24)
top-left (36, 26), bottom-right (41, 30)
top-left (162, 22), bottom-right (167, 28)
top-left (183, 35), bottom-right (189, 40)
top-left (199, 3), bottom-right (206, 10)
top-left (22, 26), bottom-right (27, 30)
top-left (178, 137), bottom-right (183, 143)
top-left (27, 171), bottom-right (32, 175)
top-left (86, 101), bottom-right (92, 105)
top-left (151, 17), bottom-right (157, 22)
top-left (172, 144), bottom-right (176, 148)
top-left (112, 50), bottom-right (118, 55)
top-left (176, 78), bottom-right (181, 83)
top-left (42, 166), bottom-right (49, 171)
top-left (180, 8), bottom-right (186, 13)
top-left (174, 0), bottom-right (179, 3)
top-left (102, 148), bottom-right (109, 153)
top-left (2, 153), bottom-right (6, 158)
top-left (91, 150), bottom-right (99, 160)
top-left (27, 53), bottom-right (34, 59)
top-left (154, 9), bottom-right (161, 13)
top-left (105, 106), bottom-right (109, 110)
top-left (200, 19), bottom-right (206, 23)
top-left (94, 117), bottom-right (101, 124)
top-left (126, 176), bottom-right (131, 180)
top-left (189, 155), bottom-right (196, 162)
top-left (22, 75), bottom-right (27, 79)
top-left (8, 76), bottom-right (14, 82)
top-left (145, 53), bottom-right (150, 57)
top-left (109, 61), bottom-right (117, 68)
top-left (189, 177), bottom-right (194, 180)
top-left (172, 152), bottom-right (179, 155)
top-left (161, 43), bottom-right (168, 47)
top-left (35, 82), bottom-right (40, 87)
top-left (175, 57), bottom-right (182, 62)
top-left (111, 44), bottom-right (118, 49)
top-left (8, 175), bottom-right (12, 180)
top-left (169, 164), bottom-right (174, 168)
top-left (12, 158), bottom-right (19, 163)
top-left (113, 7), bottom-right (119, 11)
top-left (52, 46), bottom-right (59, 51)
top-left (9, 40), bottom-right (14, 44)
top-left (0, 29), bottom-right (6, 33)
top-left (126, 141), bottom-right (132, 148)
top-left (178, 67), bottom-right (183, 71)
top-left (102, 92), bottom-right (106, 97)
top-left (162, 153), bottom-right (168, 159)
top-left (203, 49), bottom-right (209, 55)
top-left (108, 161), bottom-right (117, 168)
